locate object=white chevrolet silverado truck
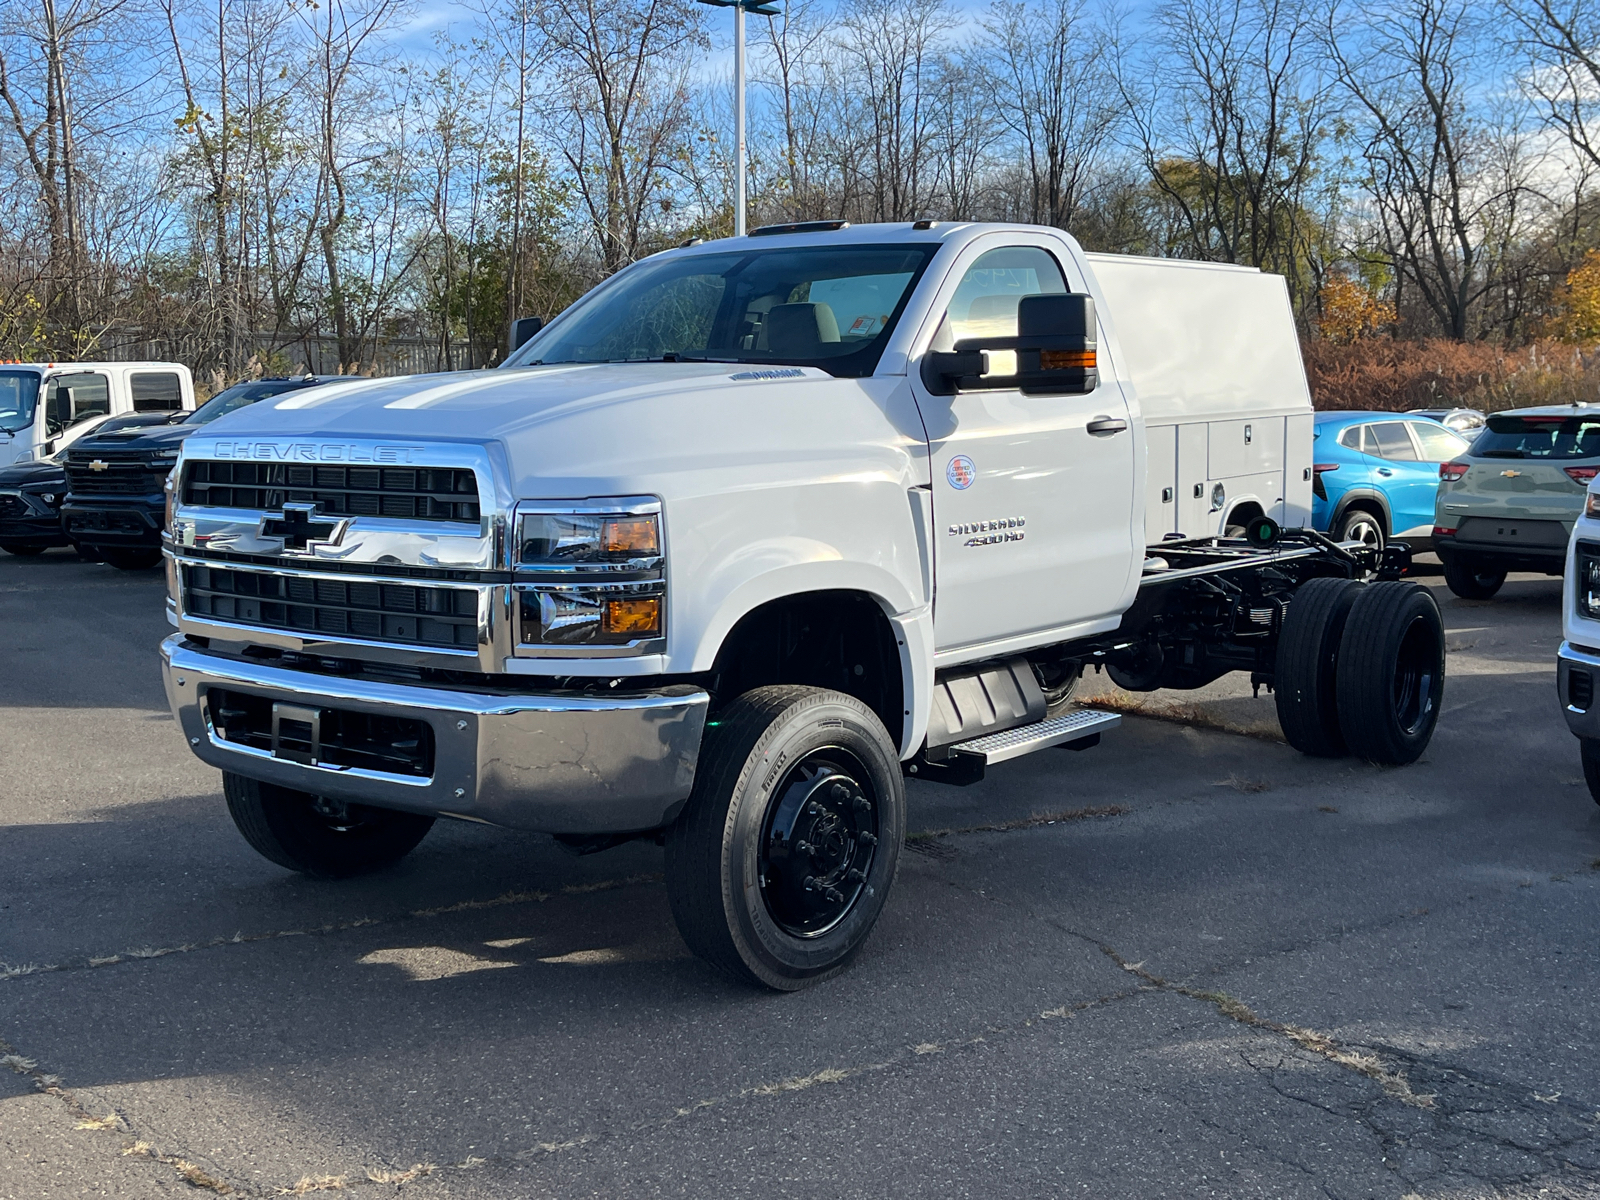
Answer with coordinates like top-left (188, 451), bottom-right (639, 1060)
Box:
top-left (160, 221), bottom-right (1444, 988)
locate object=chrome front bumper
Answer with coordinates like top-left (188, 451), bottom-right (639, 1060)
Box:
top-left (161, 635), bottom-right (709, 834)
top-left (1558, 641), bottom-right (1600, 741)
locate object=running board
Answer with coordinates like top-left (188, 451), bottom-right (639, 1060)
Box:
top-left (907, 709), bottom-right (1121, 786)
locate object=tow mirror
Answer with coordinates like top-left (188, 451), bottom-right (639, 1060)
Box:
top-left (510, 315), bottom-right (544, 351)
top-left (924, 292), bottom-right (1098, 396)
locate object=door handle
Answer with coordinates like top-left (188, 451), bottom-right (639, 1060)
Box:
top-left (1086, 416), bottom-right (1127, 436)
top-left (1377, 467), bottom-right (1393, 476)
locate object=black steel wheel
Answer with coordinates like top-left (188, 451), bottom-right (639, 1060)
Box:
top-left (223, 772), bottom-right (435, 878)
top-left (1274, 576), bottom-right (1363, 757)
top-left (1582, 740), bottom-right (1600, 807)
top-left (1334, 582), bottom-right (1445, 765)
top-left (665, 685), bottom-right (904, 990)
top-left (1441, 553), bottom-right (1506, 600)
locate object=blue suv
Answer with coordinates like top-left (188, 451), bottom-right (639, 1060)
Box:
top-left (1311, 411), bottom-right (1473, 551)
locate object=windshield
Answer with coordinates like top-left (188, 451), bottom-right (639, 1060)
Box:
top-left (1472, 413), bottom-right (1600, 459)
top-left (0, 370), bottom-right (41, 435)
top-left (186, 378), bottom-right (322, 425)
top-left (504, 243), bottom-right (939, 377)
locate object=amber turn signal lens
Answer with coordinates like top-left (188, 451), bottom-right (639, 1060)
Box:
top-left (601, 515), bottom-right (659, 555)
top-left (1587, 492), bottom-right (1600, 519)
top-left (1040, 349), bottom-right (1096, 370)
top-left (603, 597), bottom-right (660, 636)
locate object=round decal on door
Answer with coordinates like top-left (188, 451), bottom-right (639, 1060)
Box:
top-left (946, 455), bottom-right (976, 490)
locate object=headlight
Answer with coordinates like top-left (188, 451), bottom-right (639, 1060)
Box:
top-left (513, 498), bottom-right (664, 651)
top-left (1579, 542), bottom-right (1600, 621)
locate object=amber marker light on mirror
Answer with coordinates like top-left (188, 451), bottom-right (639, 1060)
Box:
top-left (1040, 349), bottom-right (1096, 370)
top-left (604, 597), bottom-right (661, 636)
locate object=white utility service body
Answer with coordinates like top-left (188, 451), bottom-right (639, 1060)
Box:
top-left (157, 222), bottom-right (1433, 988)
top-left (0, 361), bottom-right (196, 466)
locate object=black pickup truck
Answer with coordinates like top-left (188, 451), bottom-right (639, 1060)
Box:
top-left (63, 376), bottom-right (334, 569)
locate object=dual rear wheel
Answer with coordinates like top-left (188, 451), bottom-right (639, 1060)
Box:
top-left (1275, 578), bottom-right (1444, 765)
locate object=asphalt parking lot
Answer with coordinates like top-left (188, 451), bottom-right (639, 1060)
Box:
top-left (2, 550), bottom-right (1598, 1199)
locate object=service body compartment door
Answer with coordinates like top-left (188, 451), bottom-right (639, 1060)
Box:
top-left (911, 237), bottom-right (1138, 655)
top-left (1176, 421), bottom-right (1211, 537)
top-left (1145, 424), bottom-right (1178, 543)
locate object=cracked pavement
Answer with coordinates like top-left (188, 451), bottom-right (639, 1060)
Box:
top-left (2, 551), bottom-right (1597, 1198)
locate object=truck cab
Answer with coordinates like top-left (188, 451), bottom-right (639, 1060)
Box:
top-left (0, 362), bottom-right (195, 468)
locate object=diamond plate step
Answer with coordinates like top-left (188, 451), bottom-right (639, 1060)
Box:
top-left (950, 708), bottom-right (1121, 765)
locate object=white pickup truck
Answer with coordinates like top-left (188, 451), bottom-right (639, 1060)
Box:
top-left (0, 361), bottom-right (196, 465)
top-left (159, 221), bottom-right (1444, 988)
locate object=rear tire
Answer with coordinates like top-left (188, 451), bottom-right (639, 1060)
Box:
top-left (1275, 577), bottom-right (1363, 757)
top-left (1582, 740), bottom-right (1600, 807)
top-left (102, 548), bottom-right (162, 570)
top-left (1337, 507), bottom-right (1386, 553)
top-left (223, 772), bottom-right (435, 878)
top-left (664, 685), bottom-right (905, 991)
top-left (1334, 582), bottom-right (1445, 765)
top-left (1441, 554), bottom-right (1505, 600)
top-left (1, 543), bottom-right (48, 556)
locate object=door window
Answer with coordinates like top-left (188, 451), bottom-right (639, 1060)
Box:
top-left (1367, 421), bottom-right (1418, 460)
top-left (931, 246), bottom-right (1068, 378)
top-left (44, 372), bottom-right (111, 434)
top-left (1408, 421), bottom-right (1469, 462)
top-left (131, 371), bottom-right (183, 412)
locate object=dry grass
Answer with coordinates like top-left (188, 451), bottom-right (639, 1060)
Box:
top-left (1303, 336), bottom-right (1600, 412)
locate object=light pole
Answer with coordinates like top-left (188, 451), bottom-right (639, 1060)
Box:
top-left (698, 0), bottom-right (779, 237)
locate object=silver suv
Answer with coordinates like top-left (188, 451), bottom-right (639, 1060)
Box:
top-left (1434, 405), bottom-right (1600, 598)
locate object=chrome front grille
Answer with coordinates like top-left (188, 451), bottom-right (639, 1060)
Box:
top-left (181, 563), bottom-right (480, 649)
top-left (183, 462), bottom-right (480, 523)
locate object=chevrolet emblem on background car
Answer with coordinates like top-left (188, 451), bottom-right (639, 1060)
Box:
top-left (88, 460), bottom-right (108, 471)
top-left (1501, 469), bottom-right (1522, 477)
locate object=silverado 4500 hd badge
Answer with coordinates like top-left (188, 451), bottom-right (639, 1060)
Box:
top-left (949, 517), bottom-right (1026, 546)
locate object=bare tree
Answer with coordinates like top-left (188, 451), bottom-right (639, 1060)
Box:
top-left (1119, 0), bottom-right (1328, 305)
top-left (1329, 0), bottom-right (1535, 338)
top-left (537, 0), bottom-right (705, 271)
top-left (984, 0), bottom-right (1118, 230)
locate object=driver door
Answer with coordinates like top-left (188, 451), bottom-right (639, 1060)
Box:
top-left (910, 238), bottom-right (1138, 656)
top-left (42, 371), bottom-right (113, 454)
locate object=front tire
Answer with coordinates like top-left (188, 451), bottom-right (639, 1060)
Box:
top-left (1581, 740), bottom-right (1600, 807)
top-left (1334, 582), bottom-right (1445, 765)
top-left (1275, 577), bottom-right (1363, 757)
top-left (1441, 553), bottom-right (1506, 600)
top-left (665, 685), bottom-right (905, 991)
top-left (223, 773), bottom-right (435, 878)
top-left (0, 543), bottom-right (48, 556)
top-left (102, 547), bottom-right (162, 570)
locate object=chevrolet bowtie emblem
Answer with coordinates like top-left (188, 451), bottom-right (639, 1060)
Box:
top-left (87, 460), bottom-right (108, 471)
top-left (1500, 469), bottom-right (1522, 477)
top-left (259, 503), bottom-right (346, 554)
